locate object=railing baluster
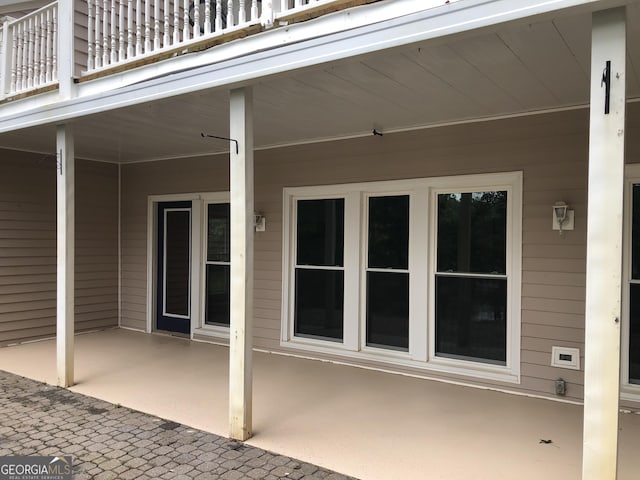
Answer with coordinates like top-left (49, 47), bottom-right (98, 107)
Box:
top-left (39, 13), bottom-right (46, 84)
top-left (94, 0), bottom-right (101, 68)
top-left (154, 0), bottom-right (160, 49)
top-left (52, 6), bottom-right (57, 81)
top-left (193, 0), bottom-right (200, 37)
top-left (33, 15), bottom-right (40, 86)
top-left (239, 0), bottom-right (246, 24)
top-left (119, 0), bottom-right (125, 61)
top-left (144, 0), bottom-right (151, 52)
top-left (136, 0), bottom-right (142, 55)
top-left (87, 0), bottom-right (94, 70)
top-left (251, 0), bottom-right (258, 22)
top-left (281, 0), bottom-right (288, 13)
top-left (173, 0), bottom-right (180, 44)
top-left (204, 0), bottom-right (211, 35)
top-left (27, 18), bottom-right (34, 88)
top-left (183, 0), bottom-right (190, 41)
top-left (227, 0), bottom-right (233, 29)
top-left (215, 0), bottom-right (222, 31)
top-left (164, 0), bottom-right (171, 46)
top-left (21, 23), bottom-right (28, 90)
top-left (111, 0), bottom-right (118, 64)
top-left (46, 8), bottom-right (52, 81)
top-left (103, 0), bottom-right (109, 65)
top-left (14, 25), bottom-right (22, 92)
top-left (128, 0), bottom-right (134, 57)
top-left (9, 25), bottom-right (17, 93)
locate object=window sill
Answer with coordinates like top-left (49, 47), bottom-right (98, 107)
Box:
top-left (280, 339), bottom-right (520, 384)
top-left (620, 385), bottom-right (640, 403)
top-left (193, 326), bottom-right (230, 340)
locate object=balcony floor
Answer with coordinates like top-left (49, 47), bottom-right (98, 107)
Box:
top-left (0, 328), bottom-right (639, 480)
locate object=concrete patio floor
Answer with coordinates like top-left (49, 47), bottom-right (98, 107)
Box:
top-left (0, 328), bottom-right (639, 480)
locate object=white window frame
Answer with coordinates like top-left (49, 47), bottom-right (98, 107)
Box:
top-left (281, 172), bottom-right (522, 384)
top-left (199, 194), bottom-right (232, 338)
top-left (360, 190), bottom-right (415, 360)
top-left (621, 163), bottom-right (640, 401)
top-left (427, 175), bottom-right (521, 381)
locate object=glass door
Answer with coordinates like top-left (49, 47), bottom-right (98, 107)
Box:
top-left (157, 201), bottom-right (192, 333)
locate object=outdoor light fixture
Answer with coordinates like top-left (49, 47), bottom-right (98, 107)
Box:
top-left (552, 201), bottom-right (574, 235)
top-left (254, 213), bottom-right (266, 232)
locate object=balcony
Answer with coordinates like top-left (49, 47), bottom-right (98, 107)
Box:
top-left (0, 0), bottom-right (374, 101)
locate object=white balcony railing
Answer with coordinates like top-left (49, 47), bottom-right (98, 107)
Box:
top-left (0, 0), bottom-right (346, 99)
top-left (86, 0), bottom-right (339, 73)
top-left (0, 2), bottom-right (58, 98)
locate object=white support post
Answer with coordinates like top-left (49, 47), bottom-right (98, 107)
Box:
top-left (56, 124), bottom-right (75, 388)
top-left (58, 0), bottom-right (75, 99)
top-left (582, 8), bottom-right (626, 480)
top-left (228, 87), bottom-right (254, 441)
top-left (1, 21), bottom-right (11, 98)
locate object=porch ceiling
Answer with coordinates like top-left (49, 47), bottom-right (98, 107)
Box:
top-left (1, 3), bottom-right (640, 163)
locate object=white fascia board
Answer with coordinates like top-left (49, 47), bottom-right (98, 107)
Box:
top-left (0, 0), bottom-right (621, 134)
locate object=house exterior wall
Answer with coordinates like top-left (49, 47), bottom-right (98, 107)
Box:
top-left (118, 105), bottom-right (640, 403)
top-left (0, 150), bottom-right (118, 346)
top-left (120, 156), bottom-right (229, 331)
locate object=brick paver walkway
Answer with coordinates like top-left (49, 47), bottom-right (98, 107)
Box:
top-left (0, 370), bottom-right (355, 480)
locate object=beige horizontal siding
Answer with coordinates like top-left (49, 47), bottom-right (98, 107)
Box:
top-left (118, 104), bottom-right (640, 403)
top-left (0, 150), bottom-right (118, 346)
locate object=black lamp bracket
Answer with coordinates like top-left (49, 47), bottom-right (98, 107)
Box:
top-left (601, 60), bottom-right (611, 115)
top-left (201, 132), bottom-right (239, 154)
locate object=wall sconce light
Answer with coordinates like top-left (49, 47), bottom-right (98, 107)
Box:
top-left (552, 201), bottom-right (574, 235)
top-left (254, 213), bottom-right (266, 232)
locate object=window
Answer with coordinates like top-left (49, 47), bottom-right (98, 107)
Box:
top-left (366, 195), bottom-right (410, 351)
top-left (630, 184), bottom-right (640, 384)
top-left (434, 191), bottom-right (507, 365)
top-left (623, 169), bottom-right (640, 397)
top-left (294, 198), bottom-right (345, 341)
top-left (205, 202), bottom-right (231, 327)
top-left (282, 172), bottom-right (522, 383)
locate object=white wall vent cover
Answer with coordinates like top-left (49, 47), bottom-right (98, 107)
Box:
top-left (551, 346), bottom-right (580, 370)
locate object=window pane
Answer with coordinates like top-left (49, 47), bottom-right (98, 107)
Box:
top-left (437, 191), bottom-right (507, 274)
top-left (630, 283), bottom-right (640, 384)
top-left (165, 210), bottom-right (190, 316)
top-left (205, 264), bottom-right (230, 326)
top-left (297, 199), bottom-right (344, 267)
top-left (208, 203), bottom-right (230, 263)
top-left (435, 276), bottom-right (507, 364)
top-left (294, 268), bottom-right (344, 341)
top-left (366, 271), bottom-right (409, 350)
top-left (633, 185), bottom-right (640, 280)
top-left (368, 195), bottom-right (409, 269)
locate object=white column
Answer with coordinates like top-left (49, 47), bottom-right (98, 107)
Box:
top-left (56, 124), bottom-right (75, 388)
top-left (58, 0), bottom-right (75, 98)
top-left (582, 8), bottom-right (626, 480)
top-left (1, 21), bottom-right (12, 98)
top-left (229, 87), bottom-right (254, 441)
